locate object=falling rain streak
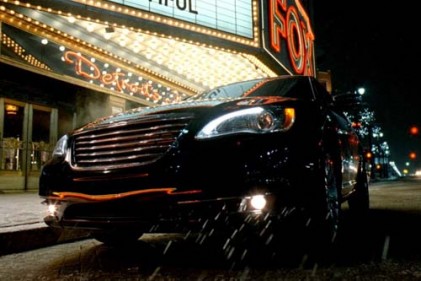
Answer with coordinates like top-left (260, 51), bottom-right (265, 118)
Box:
top-left (382, 235), bottom-right (390, 261)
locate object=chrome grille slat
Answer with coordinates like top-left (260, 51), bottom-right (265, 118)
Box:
top-left (76, 131), bottom-right (179, 146)
top-left (72, 113), bottom-right (193, 170)
top-left (75, 138), bottom-right (174, 152)
top-left (76, 124), bottom-right (185, 142)
top-left (76, 145), bottom-right (170, 158)
top-left (77, 152), bottom-right (161, 164)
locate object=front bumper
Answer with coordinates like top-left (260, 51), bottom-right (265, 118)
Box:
top-left (42, 190), bottom-right (279, 233)
top-left (40, 132), bottom-right (319, 234)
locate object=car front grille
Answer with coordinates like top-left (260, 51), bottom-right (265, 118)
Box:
top-left (71, 113), bottom-right (193, 170)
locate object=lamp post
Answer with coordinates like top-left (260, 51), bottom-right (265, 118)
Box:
top-left (350, 86), bottom-right (376, 179)
top-left (372, 127), bottom-right (383, 178)
top-left (367, 125), bottom-right (376, 179)
top-left (380, 140), bottom-right (390, 178)
top-left (408, 125), bottom-right (419, 175)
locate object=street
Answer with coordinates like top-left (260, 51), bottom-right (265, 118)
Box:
top-left (1, 177), bottom-right (421, 280)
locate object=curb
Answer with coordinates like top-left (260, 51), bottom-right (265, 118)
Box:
top-left (0, 226), bottom-right (91, 256)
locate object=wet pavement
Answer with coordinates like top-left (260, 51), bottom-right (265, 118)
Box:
top-left (0, 192), bottom-right (90, 255)
top-left (0, 192), bottom-right (46, 233)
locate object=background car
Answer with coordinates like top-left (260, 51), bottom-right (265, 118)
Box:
top-left (39, 75), bottom-right (369, 261)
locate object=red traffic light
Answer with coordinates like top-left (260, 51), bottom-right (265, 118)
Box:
top-left (409, 152), bottom-right (417, 160)
top-left (409, 126), bottom-right (419, 136)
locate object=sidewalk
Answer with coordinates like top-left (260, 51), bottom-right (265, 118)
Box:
top-left (0, 192), bottom-right (91, 255)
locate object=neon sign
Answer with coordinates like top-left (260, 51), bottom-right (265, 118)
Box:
top-left (1, 23), bottom-right (187, 105)
top-left (263, 0), bottom-right (315, 76)
top-left (63, 51), bottom-right (184, 104)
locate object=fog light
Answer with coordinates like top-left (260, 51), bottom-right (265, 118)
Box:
top-left (250, 195), bottom-right (267, 210)
top-left (48, 204), bottom-right (58, 216)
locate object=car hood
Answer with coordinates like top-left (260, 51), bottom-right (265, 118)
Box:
top-left (75, 96), bottom-right (294, 132)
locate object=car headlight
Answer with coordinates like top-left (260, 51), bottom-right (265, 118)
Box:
top-left (196, 107), bottom-right (295, 139)
top-left (52, 135), bottom-right (69, 158)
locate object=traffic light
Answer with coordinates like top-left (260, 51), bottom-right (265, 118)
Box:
top-left (409, 152), bottom-right (417, 160)
top-left (409, 126), bottom-right (419, 136)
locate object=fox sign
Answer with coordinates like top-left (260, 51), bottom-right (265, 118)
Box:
top-left (263, 0), bottom-right (315, 76)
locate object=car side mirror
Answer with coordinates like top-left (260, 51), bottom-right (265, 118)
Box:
top-left (332, 93), bottom-right (364, 111)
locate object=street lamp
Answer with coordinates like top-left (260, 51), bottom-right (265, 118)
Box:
top-left (357, 87), bottom-right (366, 95)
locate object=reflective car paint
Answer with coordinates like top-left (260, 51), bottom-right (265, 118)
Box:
top-left (39, 75), bottom-right (369, 250)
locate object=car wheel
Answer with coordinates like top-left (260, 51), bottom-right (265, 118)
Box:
top-left (92, 230), bottom-right (143, 247)
top-left (314, 148), bottom-right (341, 240)
top-left (324, 151), bottom-right (341, 239)
top-left (306, 147), bottom-right (341, 264)
top-left (348, 169), bottom-right (370, 216)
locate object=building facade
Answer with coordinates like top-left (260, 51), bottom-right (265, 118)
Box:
top-left (0, 0), bottom-right (317, 192)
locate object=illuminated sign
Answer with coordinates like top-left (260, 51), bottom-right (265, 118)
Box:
top-left (262, 0), bottom-right (315, 76)
top-left (107, 0), bottom-right (254, 38)
top-left (1, 23), bottom-right (188, 105)
top-left (62, 51), bottom-right (185, 104)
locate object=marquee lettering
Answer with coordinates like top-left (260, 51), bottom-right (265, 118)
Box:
top-left (149, 0), bottom-right (198, 14)
top-left (63, 51), bottom-right (181, 103)
top-left (64, 51), bottom-right (101, 79)
top-left (269, 0), bottom-right (287, 53)
top-left (269, 0), bottom-right (315, 75)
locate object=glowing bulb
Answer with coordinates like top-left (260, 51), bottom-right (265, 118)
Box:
top-left (250, 195), bottom-right (266, 210)
top-left (48, 204), bottom-right (57, 215)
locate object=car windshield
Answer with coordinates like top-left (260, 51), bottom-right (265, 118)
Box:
top-left (188, 76), bottom-right (314, 101)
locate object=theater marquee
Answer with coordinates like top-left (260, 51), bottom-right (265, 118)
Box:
top-left (0, 0), bottom-right (316, 108)
top-left (107, 0), bottom-right (254, 38)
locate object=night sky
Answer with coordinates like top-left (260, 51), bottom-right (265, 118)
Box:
top-left (312, 1), bottom-right (421, 171)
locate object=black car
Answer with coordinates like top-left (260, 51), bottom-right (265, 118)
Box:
top-left (39, 75), bottom-right (369, 257)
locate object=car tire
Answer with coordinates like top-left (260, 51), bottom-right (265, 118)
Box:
top-left (348, 169), bottom-right (370, 217)
top-left (323, 149), bottom-right (341, 241)
top-left (306, 145), bottom-right (341, 265)
top-left (315, 147), bottom-right (341, 239)
top-left (92, 230), bottom-right (143, 247)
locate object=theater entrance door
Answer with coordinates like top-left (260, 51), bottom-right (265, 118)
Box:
top-left (0, 98), bottom-right (58, 192)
